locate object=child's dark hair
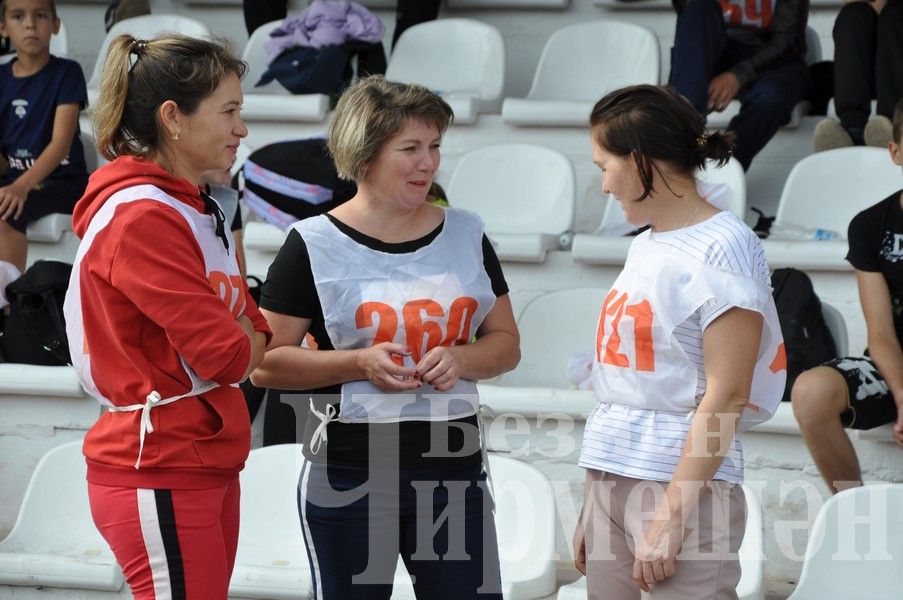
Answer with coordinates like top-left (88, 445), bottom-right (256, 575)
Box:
top-left (893, 98), bottom-right (903, 144)
top-left (93, 34), bottom-right (246, 160)
top-left (589, 85), bottom-right (735, 202)
top-left (0, 0), bottom-right (58, 21)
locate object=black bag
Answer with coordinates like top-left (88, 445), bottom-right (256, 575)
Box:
top-left (1, 260), bottom-right (72, 366)
top-left (771, 268), bottom-right (837, 402)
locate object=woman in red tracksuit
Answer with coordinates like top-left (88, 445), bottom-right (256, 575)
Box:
top-left (63, 34), bottom-right (270, 599)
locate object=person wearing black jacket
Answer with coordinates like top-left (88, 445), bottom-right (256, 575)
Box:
top-left (669, 0), bottom-right (810, 170)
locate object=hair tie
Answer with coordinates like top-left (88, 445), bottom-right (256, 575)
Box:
top-left (696, 132), bottom-right (709, 149)
top-left (130, 38), bottom-right (148, 56)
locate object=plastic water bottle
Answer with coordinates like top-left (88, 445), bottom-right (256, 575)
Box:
top-left (768, 222), bottom-right (844, 241)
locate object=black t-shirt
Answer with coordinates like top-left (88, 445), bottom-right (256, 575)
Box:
top-left (846, 190), bottom-right (903, 343)
top-left (261, 213), bottom-right (509, 467)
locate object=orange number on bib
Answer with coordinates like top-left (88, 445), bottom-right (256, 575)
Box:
top-left (596, 290), bottom-right (656, 372)
top-left (356, 297), bottom-right (479, 361)
top-left (403, 300), bottom-right (444, 362)
top-left (208, 271), bottom-right (244, 318)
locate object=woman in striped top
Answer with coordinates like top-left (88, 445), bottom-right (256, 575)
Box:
top-left (573, 85), bottom-right (785, 599)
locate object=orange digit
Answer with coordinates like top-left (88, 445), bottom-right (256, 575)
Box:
top-left (403, 299), bottom-right (445, 362)
top-left (208, 271), bottom-right (233, 312)
top-left (718, 0), bottom-right (742, 25)
top-left (625, 299), bottom-right (655, 372)
top-left (769, 342), bottom-right (787, 373)
top-left (602, 292), bottom-right (630, 368)
top-left (355, 302), bottom-right (400, 363)
top-left (442, 296), bottom-right (479, 347)
top-left (744, 0), bottom-right (771, 27)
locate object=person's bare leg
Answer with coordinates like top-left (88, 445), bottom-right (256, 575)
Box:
top-left (0, 219), bottom-right (26, 310)
top-left (792, 367), bottom-right (861, 493)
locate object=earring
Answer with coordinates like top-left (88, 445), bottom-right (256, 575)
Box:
top-left (172, 131), bottom-right (180, 141)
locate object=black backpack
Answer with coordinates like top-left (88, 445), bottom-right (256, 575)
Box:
top-left (771, 268), bottom-right (837, 402)
top-left (1, 260), bottom-right (72, 366)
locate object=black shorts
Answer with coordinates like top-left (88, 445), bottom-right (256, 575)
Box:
top-left (823, 356), bottom-right (898, 430)
top-left (3, 175), bottom-right (87, 234)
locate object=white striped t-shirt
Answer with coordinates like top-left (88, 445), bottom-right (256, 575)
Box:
top-left (579, 210), bottom-right (771, 484)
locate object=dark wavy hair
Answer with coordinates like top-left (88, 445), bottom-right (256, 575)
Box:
top-left (589, 84), bottom-right (735, 202)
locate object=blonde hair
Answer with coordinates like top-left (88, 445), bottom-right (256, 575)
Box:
top-left (93, 34), bottom-right (245, 161)
top-left (327, 75), bottom-right (453, 182)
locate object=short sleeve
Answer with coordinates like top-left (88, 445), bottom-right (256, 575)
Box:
top-left (55, 60), bottom-right (88, 110)
top-left (846, 207), bottom-right (882, 272)
top-left (260, 229), bottom-right (322, 318)
top-left (482, 234), bottom-right (508, 297)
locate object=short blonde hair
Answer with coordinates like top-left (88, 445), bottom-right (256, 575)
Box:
top-left (327, 76), bottom-right (453, 182)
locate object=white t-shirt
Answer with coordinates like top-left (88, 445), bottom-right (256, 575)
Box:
top-left (579, 211), bottom-right (781, 483)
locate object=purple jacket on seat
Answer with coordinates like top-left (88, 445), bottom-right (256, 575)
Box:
top-left (264, 0), bottom-right (384, 62)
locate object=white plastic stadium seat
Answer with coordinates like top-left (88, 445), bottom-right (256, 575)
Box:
top-left (572, 157), bottom-right (747, 263)
top-left (51, 19), bottom-right (68, 57)
top-left (229, 444), bottom-right (311, 598)
top-left (386, 19), bottom-right (505, 125)
top-left (787, 484), bottom-right (903, 599)
top-left (557, 483), bottom-right (766, 600)
top-left (0, 440), bottom-right (125, 593)
top-left (239, 20), bottom-right (330, 123)
top-left (501, 21), bottom-right (660, 127)
top-left (821, 301), bottom-right (849, 357)
top-left (706, 26), bottom-right (821, 130)
top-left (391, 455), bottom-right (557, 600)
top-left (446, 143), bottom-right (575, 262)
top-left (87, 15), bottom-right (211, 105)
top-left (478, 288), bottom-right (602, 416)
top-left (775, 147), bottom-right (901, 235)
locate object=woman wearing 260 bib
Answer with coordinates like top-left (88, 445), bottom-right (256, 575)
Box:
top-left (253, 76), bottom-right (520, 600)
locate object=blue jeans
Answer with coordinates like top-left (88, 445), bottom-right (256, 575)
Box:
top-left (669, 0), bottom-right (809, 170)
top-left (297, 459), bottom-right (502, 599)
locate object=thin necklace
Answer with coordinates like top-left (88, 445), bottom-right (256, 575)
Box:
top-left (651, 202), bottom-right (703, 235)
top-left (683, 202), bottom-right (703, 228)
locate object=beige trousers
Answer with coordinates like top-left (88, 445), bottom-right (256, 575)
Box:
top-left (577, 470), bottom-right (746, 600)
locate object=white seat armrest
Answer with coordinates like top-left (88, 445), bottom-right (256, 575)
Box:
top-left (490, 233), bottom-right (558, 262)
top-left (570, 234), bottom-right (632, 265)
top-left (26, 213), bottom-right (72, 243)
top-left (243, 221), bottom-right (289, 252)
top-left (501, 98), bottom-right (593, 127)
top-left (241, 94), bottom-right (330, 123)
top-left (477, 384), bottom-right (596, 419)
top-left (0, 364), bottom-right (84, 398)
top-left (762, 240), bottom-right (851, 271)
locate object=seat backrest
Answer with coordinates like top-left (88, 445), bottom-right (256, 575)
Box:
top-left (489, 454), bottom-right (555, 571)
top-left (776, 147), bottom-right (902, 235)
top-left (805, 25), bottom-right (822, 65)
top-left (697, 157), bottom-right (747, 219)
top-left (446, 143), bottom-right (575, 235)
top-left (821, 301), bottom-right (848, 357)
top-left (497, 288), bottom-right (605, 387)
top-left (1, 440), bottom-right (109, 553)
top-left (51, 20), bottom-right (68, 57)
top-left (791, 484), bottom-right (903, 598)
top-left (527, 20), bottom-right (659, 101)
top-left (241, 19), bottom-right (286, 94)
top-left (596, 157), bottom-right (746, 235)
top-left (80, 130), bottom-right (101, 174)
top-left (386, 18), bottom-right (504, 103)
top-left (87, 14), bottom-right (211, 89)
top-left (235, 444), bottom-right (306, 562)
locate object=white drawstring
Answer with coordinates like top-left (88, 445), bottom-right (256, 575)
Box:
top-left (309, 399), bottom-right (338, 454)
top-left (478, 404), bottom-right (497, 512)
top-left (107, 389), bottom-right (196, 469)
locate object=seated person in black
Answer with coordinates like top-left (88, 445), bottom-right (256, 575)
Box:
top-left (792, 98), bottom-right (903, 494)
